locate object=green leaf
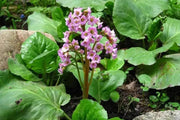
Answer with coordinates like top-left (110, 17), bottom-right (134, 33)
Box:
top-left (100, 58), bottom-right (124, 71)
top-left (51, 7), bottom-right (64, 21)
top-left (20, 32), bottom-right (59, 74)
top-left (8, 54), bottom-right (41, 81)
top-left (147, 17), bottom-right (162, 42)
top-left (109, 117), bottom-right (123, 120)
top-left (57, 22), bottom-right (68, 39)
top-left (100, 50), bottom-right (124, 70)
top-left (149, 104), bottom-right (157, 108)
top-left (113, 0), bottom-right (151, 39)
top-left (56, 0), bottom-right (111, 11)
top-left (89, 70), bottom-right (126, 101)
top-left (149, 95), bottom-right (159, 103)
top-left (124, 47), bottom-right (156, 65)
top-left (137, 54), bottom-right (180, 89)
top-left (0, 70), bottom-right (14, 90)
top-left (160, 93), bottom-right (169, 102)
top-left (68, 64), bottom-right (126, 101)
top-left (168, 102), bottom-right (180, 107)
top-left (27, 12), bottom-right (60, 41)
top-left (72, 99), bottom-right (108, 120)
top-left (110, 91), bottom-right (120, 103)
top-left (134, 0), bottom-right (169, 18)
top-left (124, 43), bottom-right (174, 66)
top-left (0, 72), bottom-right (70, 120)
top-left (160, 17), bottom-right (180, 46)
top-left (131, 97), bottom-right (140, 103)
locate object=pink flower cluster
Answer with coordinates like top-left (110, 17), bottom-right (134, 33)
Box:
top-left (58, 8), bottom-right (118, 74)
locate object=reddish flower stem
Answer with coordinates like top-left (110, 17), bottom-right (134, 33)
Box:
top-left (83, 48), bottom-right (89, 99)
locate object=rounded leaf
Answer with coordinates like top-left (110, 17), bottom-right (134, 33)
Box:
top-left (110, 91), bottom-right (120, 103)
top-left (113, 0), bottom-right (151, 39)
top-left (137, 54), bottom-right (180, 89)
top-left (21, 32), bottom-right (59, 74)
top-left (72, 99), bottom-right (108, 120)
top-left (0, 75), bottom-right (70, 120)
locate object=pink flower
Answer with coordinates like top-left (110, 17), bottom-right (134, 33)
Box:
top-left (64, 58), bottom-right (71, 66)
top-left (58, 63), bottom-right (65, 74)
top-left (102, 26), bottom-right (111, 36)
top-left (87, 50), bottom-right (96, 59)
top-left (95, 35), bottom-right (102, 42)
top-left (88, 16), bottom-right (98, 26)
top-left (65, 12), bottom-right (73, 26)
top-left (61, 44), bottom-right (69, 52)
top-left (72, 39), bottom-right (79, 46)
top-left (94, 42), bottom-right (104, 52)
top-left (90, 62), bottom-right (97, 69)
top-left (80, 15), bottom-right (87, 25)
top-left (73, 18), bottom-right (81, 26)
top-left (106, 46), bottom-right (113, 54)
top-left (72, 39), bottom-right (80, 50)
top-left (64, 31), bottom-right (70, 38)
top-left (83, 7), bottom-right (91, 18)
top-left (58, 67), bottom-right (64, 74)
top-left (62, 37), bottom-right (70, 43)
top-left (92, 54), bottom-right (101, 63)
top-left (87, 37), bottom-right (95, 43)
top-left (58, 7), bottom-right (118, 74)
top-left (97, 22), bottom-right (103, 29)
top-left (105, 41), bottom-right (111, 48)
top-left (79, 49), bottom-right (84, 54)
top-left (81, 40), bottom-right (90, 47)
top-left (111, 30), bottom-right (116, 37)
top-left (73, 8), bottom-right (83, 17)
top-left (112, 48), bottom-right (117, 59)
top-left (81, 31), bottom-right (90, 39)
top-left (88, 27), bottom-right (97, 37)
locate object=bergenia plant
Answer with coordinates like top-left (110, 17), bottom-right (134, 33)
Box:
top-left (58, 8), bottom-right (118, 99)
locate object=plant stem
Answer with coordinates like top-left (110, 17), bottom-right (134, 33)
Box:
top-left (75, 54), bottom-right (83, 87)
top-left (83, 48), bottom-right (89, 99)
top-left (63, 112), bottom-right (72, 120)
top-left (55, 75), bottom-right (61, 86)
top-left (88, 68), bottom-right (94, 86)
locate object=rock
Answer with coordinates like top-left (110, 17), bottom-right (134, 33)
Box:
top-left (133, 110), bottom-right (180, 120)
top-left (0, 30), bottom-right (55, 70)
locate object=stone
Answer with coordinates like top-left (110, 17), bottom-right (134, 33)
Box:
top-left (0, 30), bottom-right (55, 70)
top-left (133, 110), bottom-right (180, 120)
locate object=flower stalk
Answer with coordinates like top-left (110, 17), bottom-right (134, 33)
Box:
top-left (58, 7), bottom-right (118, 99)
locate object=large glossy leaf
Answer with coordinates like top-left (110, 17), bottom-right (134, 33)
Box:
top-left (160, 17), bottom-right (180, 46)
top-left (72, 99), bottom-right (108, 120)
top-left (113, 0), bottom-right (151, 39)
top-left (134, 0), bottom-right (169, 18)
top-left (20, 32), bottom-right (59, 74)
top-left (67, 65), bottom-right (126, 101)
top-left (56, 0), bottom-right (111, 11)
top-left (147, 17), bottom-right (162, 42)
top-left (27, 12), bottom-right (60, 41)
top-left (8, 54), bottom-right (41, 81)
top-left (124, 47), bottom-right (156, 65)
top-left (124, 43), bottom-right (174, 66)
top-left (0, 71), bottom-right (70, 120)
top-left (137, 54), bottom-right (180, 89)
top-left (100, 57), bottom-right (124, 71)
top-left (0, 70), bottom-right (13, 89)
top-left (90, 70), bottom-right (126, 101)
